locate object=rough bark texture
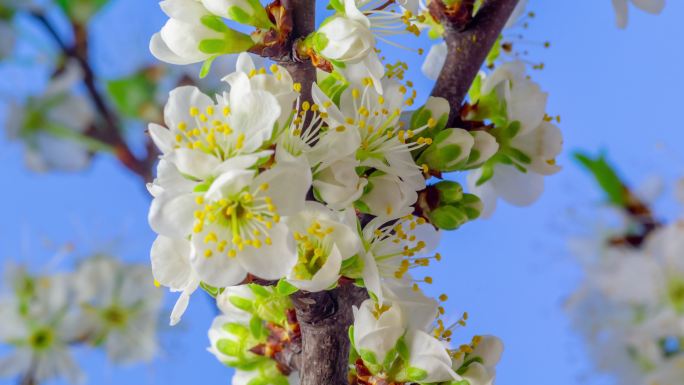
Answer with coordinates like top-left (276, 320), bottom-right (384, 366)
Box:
top-left (292, 284), bottom-right (369, 385)
top-left (431, 0), bottom-right (520, 126)
top-left (278, 0), bottom-right (317, 103)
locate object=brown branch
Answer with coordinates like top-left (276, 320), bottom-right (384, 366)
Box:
top-left (277, 0), bottom-right (316, 104)
top-left (292, 282), bottom-right (368, 385)
top-left (430, 0), bottom-right (520, 126)
top-left (270, 3), bottom-right (371, 383)
top-left (29, 11), bottom-right (155, 183)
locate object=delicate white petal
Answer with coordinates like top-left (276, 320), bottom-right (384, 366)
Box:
top-left (151, 235), bottom-right (192, 290)
top-left (422, 42), bottom-right (447, 81)
top-left (148, 192), bottom-right (196, 237)
top-left (238, 223), bottom-right (297, 280)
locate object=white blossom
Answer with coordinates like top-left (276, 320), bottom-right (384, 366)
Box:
top-left (285, 202), bottom-right (361, 292)
top-left (5, 62), bottom-right (94, 172)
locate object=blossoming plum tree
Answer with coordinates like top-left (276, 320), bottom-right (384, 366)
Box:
top-left (145, 1), bottom-right (566, 384)
top-left (0, 0), bottom-right (666, 385)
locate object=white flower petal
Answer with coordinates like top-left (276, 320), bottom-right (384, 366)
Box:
top-left (238, 223), bottom-right (297, 280)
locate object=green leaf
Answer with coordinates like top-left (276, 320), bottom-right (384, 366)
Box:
top-left (106, 72), bottom-right (157, 119)
top-left (574, 151), bottom-right (626, 206)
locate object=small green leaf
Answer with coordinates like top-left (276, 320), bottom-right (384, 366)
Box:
top-left (574, 151), bottom-right (626, 206)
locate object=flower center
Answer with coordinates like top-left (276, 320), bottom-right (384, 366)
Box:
top-left (29, 328), bottom-right (54, 350)
top-left (193, 184), bottom-right (279, 258)
top-left (102, 305), bottom-right (129, 328)
top-left (292, 221), bottom-right (335, 279)
top-left (173, 105), bottom-right (246, 159)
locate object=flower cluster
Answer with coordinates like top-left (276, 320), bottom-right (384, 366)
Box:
top-left (147, 1), bottom-right (565, 384)
top-left (568, 156), bottom-right (684, 385)
top-left (0, 256), bottom-right (163, 384)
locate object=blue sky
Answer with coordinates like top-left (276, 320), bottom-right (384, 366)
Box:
top-left (1, 0), bottom-right (683, 384)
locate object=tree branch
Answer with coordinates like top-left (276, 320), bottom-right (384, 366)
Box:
top-left (292, 282), bottom-right (368, 385)
top-left (430, 0), bottom-right (520, 126)
top-left (29, 11), bottom-right (156, 183)
top-left (278, 0), bottom-right (316, 103)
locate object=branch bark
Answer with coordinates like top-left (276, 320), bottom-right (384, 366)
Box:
top-left (292, 283), bottom-right (368, 385)
top-left (430, 0), bottom-right (520, 126)
top-left (278, 0), bottom-right (316, 103)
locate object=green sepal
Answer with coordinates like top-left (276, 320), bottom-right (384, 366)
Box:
top-left (200, 281), bottom-right (222, 298)
top-left (229, 295), bottom-right (254, 312)
top-left (201, 15), bottom-right (230, 32)
top-left (340, 254), bottom-right (364, 279)
top-left (276, 279), bottom-right (299, 296)
top-left (485, 35), bottom-right (503, 67)
top-left (405, 367), bottom-right (428, 381)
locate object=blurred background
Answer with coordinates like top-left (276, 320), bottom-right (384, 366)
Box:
top-left (0, 0), bottom-right (682, 384)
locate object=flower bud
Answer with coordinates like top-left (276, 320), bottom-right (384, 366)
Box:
top-left (419, 128), bottom-right (475, 172)
top-left (313, 158), bottom-right (367, 210)
top-left (410, 96), bottom-right (450, 136)
top-left (463, 131), bottom-right (499, 169)
top-left (150, 0), bottom-right (254, 65)
top-left (315, 15), bottom-right (374, 63)
top-left (428, 205), bottom-right (469, 231)
top-left (201, 0), bottom-right (274, 29)
top-left (427, 193), bottom-right (482, 230)
top-left (434, 181), bottom-right (463, 204)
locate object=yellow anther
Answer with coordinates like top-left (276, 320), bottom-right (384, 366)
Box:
top-left (190, 107), bottom-right (199, 116)
top-left (206, 106), bottom-right (214, 115)
top-left (439, 294), bottom-right (448, 302)
top-left (204, 249), bottom-right (213, 258)
top-left (195, 196), bottom-right (204, 205)
top-left (293, 83), bottom-right (302, 92)
top-left (228, 249), bottom-right (237, 258)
